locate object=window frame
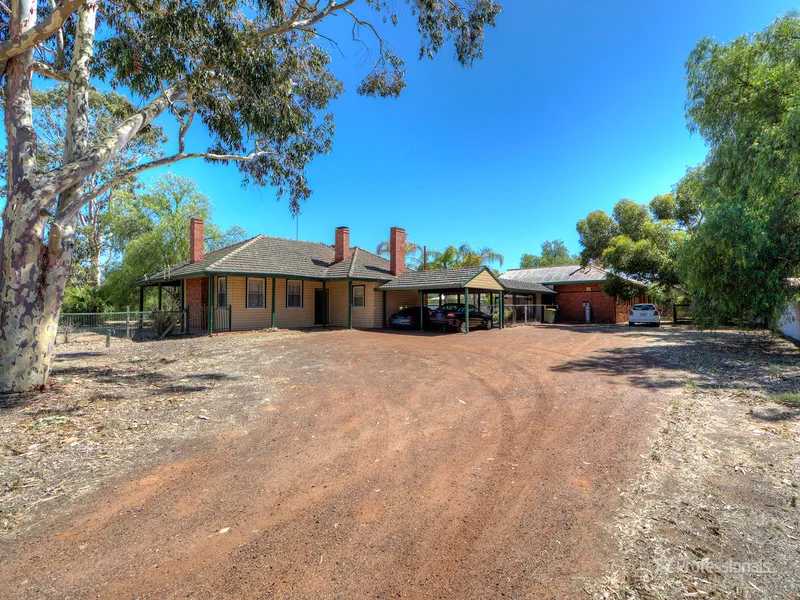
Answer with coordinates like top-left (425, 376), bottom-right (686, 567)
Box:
top-left (352, 284), bottom-right (366, 308)
top-left (286, 279), bottom-right (304, 309)
top-left (246, 277), bottom-right (266, 309)
top-left (216, 277), bottom-right (228, 308)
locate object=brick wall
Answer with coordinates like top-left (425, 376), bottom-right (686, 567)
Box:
top-left (185, 277), bottom-right (205, 311)
top-left (554, 283), bottom-right (648, 324)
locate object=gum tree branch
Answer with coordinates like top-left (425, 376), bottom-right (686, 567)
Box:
top-left (0, 0), bottom-right (83, 61)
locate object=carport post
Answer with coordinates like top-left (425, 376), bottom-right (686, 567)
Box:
top-left (500, 294), bottom-right (505, 328)
top-left (382, 290), bottom-right (387, 328)
top-left (139, 285), bottom-right (144, 312)
top-left (207, 275), bottom-right (214, 334)
top-left (271, 277), bottom-right (276, 328)
top-left (348, 281), bottom-right (353, 329)
top-left (419, 291), bottom-right (424, 331)
top-left (180, 280), bottom-right (185, 332)
top-left (158, 283), bottom-right (163, 310)
top-left (464, 287), bottom-right (470, 333)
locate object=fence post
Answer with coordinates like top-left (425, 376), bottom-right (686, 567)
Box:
top-left (105, 329), bottom-right (111, 347)
top-left (126, 305), bottom-right (130, 338)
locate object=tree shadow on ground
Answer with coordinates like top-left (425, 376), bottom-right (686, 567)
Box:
top-left (550, 329), bottom-right (800, 397)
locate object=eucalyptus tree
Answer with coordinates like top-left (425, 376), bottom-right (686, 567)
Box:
top-left (0, 87), bottom-right (165, 288)
top-left (519, 239), bottom-right (578, 268)
top-left (0, 0), bottom-right (501, 391)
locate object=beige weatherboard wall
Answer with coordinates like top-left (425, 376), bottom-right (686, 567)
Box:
top-left (191, 276), bottom-right (397, 330)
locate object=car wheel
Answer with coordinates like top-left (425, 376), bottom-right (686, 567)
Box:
top-left (485, 318), bottom-right (493, 330)
top-left (440, 326), bottom-right (447, 334)
top-left (459, 320), bottom-right (468, 334)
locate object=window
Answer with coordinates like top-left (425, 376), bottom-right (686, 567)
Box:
top-left (247, 278), bottom-right (265, 308)
top-left (216, 277), bottom-right (227, 308)
top-left (286, 279), bottom-right (303, 308)
top-left (352, 285), bottom-right (365, 308)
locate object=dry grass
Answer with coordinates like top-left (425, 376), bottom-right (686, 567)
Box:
top-left (588, 329), bottom-right (800, 599)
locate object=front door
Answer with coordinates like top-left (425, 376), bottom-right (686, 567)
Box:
top-left (314, 289), bottom-right (328, 325)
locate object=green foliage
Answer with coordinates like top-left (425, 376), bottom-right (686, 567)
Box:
top-left (601, 274), bottom-right (643, 302)
top-left (427, 244), bottom-right (504, 270)
top-left (62, 286), bottom-right (111, 313)
top-left (90, 0), bottom-right (501, 214)
top-left (679, 13), bottom-right (800, 327)
top-left (576, 187), bottom-right (698, 288)
top-left (150, 310), bottom-right (178, 337)
top-left (102, 173), bottom-right (246, 309)
top-left (519, 240), bottom-right (579, 268)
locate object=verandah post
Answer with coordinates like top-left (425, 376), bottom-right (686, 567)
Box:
top-left (382, 290), bottom-right (387, 328)
top-left (139, 286), bottom-right (145, 312)
top-left (322, 280), bottom-right (327, 326)
top-left (158, 283), bottom-right (163, 310)
top-left (348, 281), bottom-right (353, 329)
top-left (271, 277), bottom-right (276, 328)
top-left (208, 275), bottom-right (214, 335)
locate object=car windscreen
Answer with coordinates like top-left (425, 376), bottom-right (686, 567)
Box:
top-left (397, 308), bottom-right (417, 316)
top-left (632, 304), bottom-right (656, 310)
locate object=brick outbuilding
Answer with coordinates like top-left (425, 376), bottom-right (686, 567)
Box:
top-left (500, 265), bottom-right (648, 324)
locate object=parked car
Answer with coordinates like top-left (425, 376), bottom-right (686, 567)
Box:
top-left (628, 303), bottom-right (661, 327)
top-left (390, 306), bottom-right (433, 329)
top-left (430, 303), bottom-right (493, 333)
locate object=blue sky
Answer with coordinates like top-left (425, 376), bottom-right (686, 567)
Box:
top-left (20, 1), bottom-right (800, 269)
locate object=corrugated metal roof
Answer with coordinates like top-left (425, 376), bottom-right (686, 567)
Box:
top-left (501, 265), bottom-right (608, 285)
top-left (376, 266), bottom-right (500, 291)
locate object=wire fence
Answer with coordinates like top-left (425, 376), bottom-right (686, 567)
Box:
top-left (59, 309), bottom-right (182, 340)
top-left (503, 304), bottom-right (558, 327)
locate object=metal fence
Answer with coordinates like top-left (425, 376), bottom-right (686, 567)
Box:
top-left (186, 305), bottom-right (231, 333)
top-left (503, 304), bottom-right (558, 327)
top-left (59, 309), bottom-right (180, 339)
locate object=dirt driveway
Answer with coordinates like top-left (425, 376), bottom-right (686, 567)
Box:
top-left (0, 325), bottom-right (790, 598)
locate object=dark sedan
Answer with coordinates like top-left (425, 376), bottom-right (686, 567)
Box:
top-left (430, 303), bottom-right (493, 333)
top-left (390, 306), bottom-right (433, 329)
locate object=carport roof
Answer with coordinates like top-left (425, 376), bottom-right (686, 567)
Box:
top-left (376, 266), bottom-right (504, 291)
top-left (500, 280), bottom-right (558, 295)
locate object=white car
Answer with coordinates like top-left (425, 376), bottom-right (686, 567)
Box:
top-left (628, 303), bottom-right (661, 326)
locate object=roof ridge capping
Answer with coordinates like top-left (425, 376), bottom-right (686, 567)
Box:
top-left (206, 234), bottom-right (265, 269)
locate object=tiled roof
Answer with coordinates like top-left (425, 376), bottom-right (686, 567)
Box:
top-left (501, 265), bottom-right (647, 288)
top-left (137, 236), bottom-right (394, 283)
top-left (376, 266), bottom-right (498, 291)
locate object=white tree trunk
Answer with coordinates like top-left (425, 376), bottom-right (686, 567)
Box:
top-left (0, 0), bottom-right (96, 393)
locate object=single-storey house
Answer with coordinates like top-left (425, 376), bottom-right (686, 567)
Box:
top-left (499, 265), bottom-right (649, 324)
top-left (137, 219), bottom-right (507, 333)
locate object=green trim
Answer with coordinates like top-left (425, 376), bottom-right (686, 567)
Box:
top-left (216, 276), bottom-right (227, 308)
top-left (352, 284), bottom-right (366, 308)
top-left (348, 281), bottom-right (353, 329)
top-left (139, 271), bottom-right (394, 285)
top-left (419, 290), bottom-right (424, 331)
top-left (322, 280), bottom-right (328, 326)
top-left (464, 286), bottom-right (470, 334)
top-left (245, 277), bottom-right (267, 309)
top-left (208, 275), bottom-right (214, 334)
top-left (461, 266), bottom-right (505, 290)
top-left (270, 277), bottom-right (276, 327)
top-left (286, 278), bottom-right (304, 309)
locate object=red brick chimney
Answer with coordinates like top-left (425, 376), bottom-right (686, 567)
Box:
top-left (190, 218), bottom-right (205, 263)
top-left (390, 227), bottom-right (406, 276)
top-left (334, 226), bottom-right (351, 263)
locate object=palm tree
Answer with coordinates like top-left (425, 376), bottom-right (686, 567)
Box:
top-left (427, 244), bottom-right (504, 270)
top-left (375, 239), bottom-right (423, 268)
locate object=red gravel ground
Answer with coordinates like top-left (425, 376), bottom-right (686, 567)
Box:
top-left (0, 325), bottom-right (667, 599)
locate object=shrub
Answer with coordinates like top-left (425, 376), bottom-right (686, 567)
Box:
top-left (62, 286), bottom-right (110, 313)
top-left (774, 392), bottom-right (800, 406)
top-left (150, 310), bottom-right (177, 337)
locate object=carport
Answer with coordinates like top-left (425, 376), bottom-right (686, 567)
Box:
top-left (376, 266), bottom-right (507, 333)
